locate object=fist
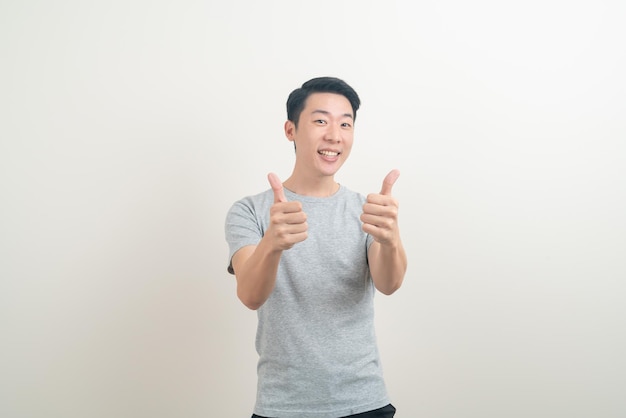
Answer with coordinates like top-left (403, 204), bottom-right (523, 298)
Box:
top-left (267, 173), bottom-right (308, 250)
top-left (361, 169), bottom-right (401, 245)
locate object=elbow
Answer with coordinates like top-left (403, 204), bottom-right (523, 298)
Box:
top-left (237, 289), bottom-right (265, 311)
top-left (374, 275), bottom-right (404, 296)
top-left (243, 300), bottom-right (263, 311)
top-left (378, 281), bottom-right (402, 296)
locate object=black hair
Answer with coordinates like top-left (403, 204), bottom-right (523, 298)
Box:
top-left (286, 77), bottom-right (361, 127)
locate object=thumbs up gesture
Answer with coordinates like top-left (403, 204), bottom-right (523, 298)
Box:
top-left (361, 169), bottom-right (401, 246)
top-left (267, 173), bottom-right (308, 250)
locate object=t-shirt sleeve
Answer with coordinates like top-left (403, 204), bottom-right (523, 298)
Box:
top-left (366, 233), bottom-right (375, 250)
top-left (224, 198), bottom-right (264, 274)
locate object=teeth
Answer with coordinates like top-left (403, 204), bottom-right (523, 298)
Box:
top-left (319, 150), bottom-right (339, 156)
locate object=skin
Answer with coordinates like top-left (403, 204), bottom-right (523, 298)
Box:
top-left (232, 92), bottom-right (407, 310)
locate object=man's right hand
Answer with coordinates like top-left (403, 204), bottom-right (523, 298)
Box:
top-left (266, 173), bottom-right (308, 250)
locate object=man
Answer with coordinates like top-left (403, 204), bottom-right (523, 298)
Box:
top-left (225, 76), bottom-right (407, 418)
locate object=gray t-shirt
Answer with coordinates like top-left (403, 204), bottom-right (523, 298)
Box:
top-left (225, 185), bottom-right (390, 418)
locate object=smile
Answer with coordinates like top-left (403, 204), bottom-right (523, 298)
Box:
top-left (319, 150), bottom-right (340, 157)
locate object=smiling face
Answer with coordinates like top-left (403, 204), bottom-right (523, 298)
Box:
top-left (284, 92), bottom-right (355, 183)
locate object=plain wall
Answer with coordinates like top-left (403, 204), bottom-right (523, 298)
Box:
top-left (1, 1), bottom-right (624, 417)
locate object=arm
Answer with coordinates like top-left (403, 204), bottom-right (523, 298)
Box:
top-left (361, 169), bottom-right (407, 295)
top-left (231, 242), bottom-right (282, 310)
top-left (232, 173), bottom-right (307, 310)
top-left (368, 238), bottom-right (407, 295)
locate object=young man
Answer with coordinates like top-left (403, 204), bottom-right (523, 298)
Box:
top-left (225, 77), bottom-right (407, 418)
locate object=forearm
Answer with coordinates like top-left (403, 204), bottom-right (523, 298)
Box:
top-left (368, 240), bottom-right (407, 295)
top-left (234, 238), bottom-right (283, 310)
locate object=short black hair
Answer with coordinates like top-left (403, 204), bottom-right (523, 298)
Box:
top-left (286, 77), bottom-right (361, 127)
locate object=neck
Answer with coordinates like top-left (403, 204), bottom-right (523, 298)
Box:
top-left (283, 175), bottom-right (339, 197)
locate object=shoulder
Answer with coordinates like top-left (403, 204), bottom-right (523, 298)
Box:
top-left (228, 189), bottom-right (274, 215)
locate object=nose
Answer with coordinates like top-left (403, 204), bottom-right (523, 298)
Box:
top-left (324, 123), bottom-right (341, 143)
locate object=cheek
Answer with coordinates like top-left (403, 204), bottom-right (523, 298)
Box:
top-left (343, 138), bottom-right (354, 155)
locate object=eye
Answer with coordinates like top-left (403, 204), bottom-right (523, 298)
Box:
top-left (314, 119), bottom-right (327, 125)
top-left (341, 122), bottom-right (352, 128)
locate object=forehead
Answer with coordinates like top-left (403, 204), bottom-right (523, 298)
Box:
top-left (303, 92), bottom-right (353, 115)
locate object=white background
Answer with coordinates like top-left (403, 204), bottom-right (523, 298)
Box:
top-left (1, 1), bottom-right (625, 417)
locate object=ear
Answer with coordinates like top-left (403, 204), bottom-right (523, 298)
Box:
top-left (284, 120), bottom-right (296, 142)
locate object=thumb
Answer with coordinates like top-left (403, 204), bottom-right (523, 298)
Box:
top-left (268, 172), bottom-right (287, 203)
top-left (380, 169), bottom-right (400, 196)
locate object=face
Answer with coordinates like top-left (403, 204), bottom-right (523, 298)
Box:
top-left (284, 92), bottom-right (355, 179)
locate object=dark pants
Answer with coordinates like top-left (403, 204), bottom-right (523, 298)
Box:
top-left (252, 403), bottom-right (396, 418)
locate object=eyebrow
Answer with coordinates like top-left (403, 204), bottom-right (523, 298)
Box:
top-left (311, 109), bottom-right (354, 120)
